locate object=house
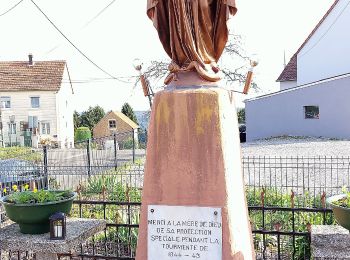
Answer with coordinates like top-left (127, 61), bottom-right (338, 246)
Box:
top-left (0, 54), bottom-right (74, 148)
top-left (93, 111), bottom-right (139, 148)
top-left (245, 0), bottom-right (350, 141)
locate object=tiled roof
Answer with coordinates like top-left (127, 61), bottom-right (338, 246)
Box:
top-left (0, 60), bottom-right (66, 91)
top-left (277, 55), bottom-right (297, 82)
top-left (277, 0), bottom-right (340, 82)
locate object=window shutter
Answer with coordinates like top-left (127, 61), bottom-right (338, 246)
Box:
top-left (28, 116), bottom-right (33, 128)
top-left (33, 116), bottom-right (38, 128)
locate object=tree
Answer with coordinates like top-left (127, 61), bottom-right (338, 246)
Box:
top-left (73, 111), bottom-right (81, 130)
top-left (121, 103), bottom-right (138, 124)
top-left (237, 108), bottom-right (245, 124)
top-left (79, 105), bottom-right (105, 132)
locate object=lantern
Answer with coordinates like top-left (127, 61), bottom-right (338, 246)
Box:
top-left (49, 212), bottom-right (66, 240)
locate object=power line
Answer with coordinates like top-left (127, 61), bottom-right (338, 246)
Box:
top-left (46, 0), bottom-right (117, 55)
top-left (299, 0), bottom-right (350, 58)
top-left (0, 0), bottom-right (24, 17)
top-left (81, 0), bottom-right (116, 29)
top-left (30, 0), bottom-right (130, 84)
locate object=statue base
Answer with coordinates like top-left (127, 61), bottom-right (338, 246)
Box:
top-left (136, 86), bottom-right (255, 260)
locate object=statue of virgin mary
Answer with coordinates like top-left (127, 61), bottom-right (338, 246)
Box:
top-left (147, 0), bottom-right (237, 84)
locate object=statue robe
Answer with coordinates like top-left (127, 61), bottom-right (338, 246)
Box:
top-left (147, 0), bottom-right (237, 83)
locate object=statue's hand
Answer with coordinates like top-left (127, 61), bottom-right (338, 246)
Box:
top-left (148, 8), bottom-right (155, 19)
top-left (210, 62), bottom-right (220, 73)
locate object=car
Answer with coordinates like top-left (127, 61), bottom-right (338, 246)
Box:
top-left (0, 159), bottom-right (47, 192)
top-left (239, 124), bottom-right (246, 143)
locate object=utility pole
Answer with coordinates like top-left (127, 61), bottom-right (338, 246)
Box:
top-left (0, 100), bottom-right (4, 147)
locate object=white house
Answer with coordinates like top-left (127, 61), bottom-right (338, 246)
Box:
top-left (245, 0), bottom-right (350, 141)
top-left (0, 55), bottom-right (74, 148)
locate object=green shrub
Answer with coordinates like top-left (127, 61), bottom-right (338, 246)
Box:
top-left (81, 174), bottom-right (141, 203)
top-left (119, 137), bottom-right (135, 150)
top-left (5, 190), bottom-right (72, 204)
top-left (75, 127), bottom-right (91, 142)
top-left (247, 187), bottom-right (335, 259)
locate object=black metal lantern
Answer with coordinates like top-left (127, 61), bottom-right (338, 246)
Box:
top-left (49, 212), bottom-right (66, 240)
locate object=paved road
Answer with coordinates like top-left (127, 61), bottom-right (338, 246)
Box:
top-left (47, 148), bottom-right (146, 166)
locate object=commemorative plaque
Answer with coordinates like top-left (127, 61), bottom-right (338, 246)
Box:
top-left (147, 205), bottom-right (222, 259)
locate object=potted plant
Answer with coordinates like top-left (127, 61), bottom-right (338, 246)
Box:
top-left (0, 185), bottom-right (76, 234)
top-left (327, 187), bottom-right (350, 230)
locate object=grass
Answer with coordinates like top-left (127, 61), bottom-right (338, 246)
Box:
top-left (43, 157), bottom-right (336, 259)
top-left (0, 147), bottom-right (42, 162)
top-left (64, 169), bottom-right (335, 259)
top-left (247, 187), bottom-right (335, 259)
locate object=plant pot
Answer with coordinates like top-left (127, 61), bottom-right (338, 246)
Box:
top-left (327, 194), bottom-right (350, 230)
top-left (0, 191), bottom-right (76, 234)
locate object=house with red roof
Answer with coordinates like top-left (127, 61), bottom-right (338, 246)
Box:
top-left (245, 0), bottom-right (350, 141)
top-left (0, 54), bottom-right (74, 148)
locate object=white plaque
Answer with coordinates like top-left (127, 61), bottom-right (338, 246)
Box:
top-left (148, 205), bottom-right (222, 260)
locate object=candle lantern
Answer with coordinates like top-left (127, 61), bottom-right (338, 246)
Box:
top-left (49, 212), bottom-right (66, 240)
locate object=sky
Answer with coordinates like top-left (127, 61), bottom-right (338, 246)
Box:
top-left (0, 0), bottom-right (335, 112)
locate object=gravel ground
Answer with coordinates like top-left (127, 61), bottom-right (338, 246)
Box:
top-left (241, 136), bottom-right (350, 157)
top-left (240, 136), bottom-right (350, 200)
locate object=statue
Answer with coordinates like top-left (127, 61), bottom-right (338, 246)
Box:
top-left (136, 2), bottom-right (256, 259)
top-left (147, 0), bottom-right (237, 84)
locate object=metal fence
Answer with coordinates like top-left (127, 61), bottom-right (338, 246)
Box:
top-left (244, 156), bottom-right (350, 206)
top-left (46, 130), bottom-right (146, 168)
top-left (2, 153), bottom-right (350, 259)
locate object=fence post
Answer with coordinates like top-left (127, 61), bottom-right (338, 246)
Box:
top-left (114, 133), bottom-right (118, 170)
top-left (43, 145), bottom-right (48, 189)
top-left (87, 138), bottom-right (91, 177)
top-left (132, 130), bottom-right (135, 163)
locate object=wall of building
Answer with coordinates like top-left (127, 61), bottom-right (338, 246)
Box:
top-left (246, 75), bottom-right (350, 141)
top-left (93, 112), bottom-right (137, 143)
top-left (55, 68), bottom-right (74, 148)
top-left (0, 91), bottom-right (57, 147)
top-left (298, 0), bottom-right (350, 85)
top-left (280, 81), bottom-right (297, 91)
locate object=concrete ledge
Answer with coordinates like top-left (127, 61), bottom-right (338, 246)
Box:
top-left (312, 225), bottom-right (350, 259)
top-left (0, 218), bottom-right (106, 254)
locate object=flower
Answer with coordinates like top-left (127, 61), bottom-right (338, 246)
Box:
top-left (3, 188), bottom-right (7, 194)
top-left (12, 185), bottom-right (18, 192)
top-left (24, 184), bottom-right (29, 191)
top-left (33, 188), bottom-right (38, 193)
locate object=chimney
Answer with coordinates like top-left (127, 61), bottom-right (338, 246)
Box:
top-left (28, 53), bottom-right (33, 65)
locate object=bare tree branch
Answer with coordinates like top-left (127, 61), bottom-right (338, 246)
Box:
top-left (135, 34), bottom-right (260, 92)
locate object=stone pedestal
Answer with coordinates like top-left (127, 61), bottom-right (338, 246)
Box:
top-left (136, 86), bottom-right (254, 259)
top-left (312, 225), bottom-right (350, 259)
top-left (0, 218), bottom-right (106, 260)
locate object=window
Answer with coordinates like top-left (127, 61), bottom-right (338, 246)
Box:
top-left (109, 120), bottom-right (116, 129)
top-left (1, 97), bottom-right (11, 109)
top-left (28, 116), bottom-right (38, 129)
top-left (304, 106), bottom-right (319, 119)
top-left (31, 97), bottom-right (40, 108)
top-left (41, 122), bottom-right (50, 134)
top-left (8, 123), bottom-right (16, 134)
